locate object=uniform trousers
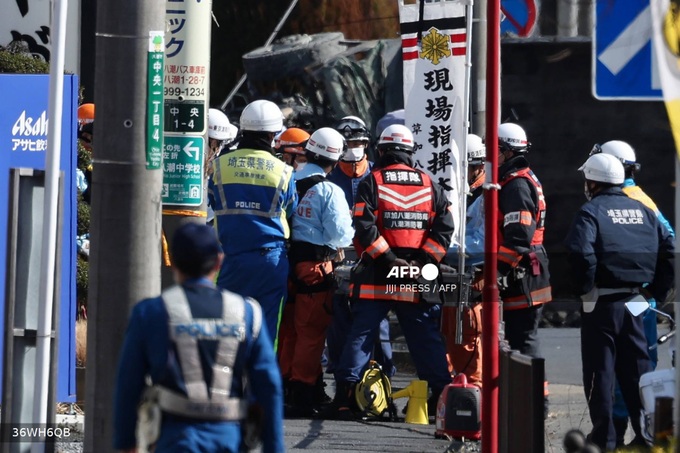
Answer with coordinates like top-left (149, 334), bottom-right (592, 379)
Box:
top-left (335, 299), bottom-right (451, 395)
top-left (581, 296), bottom-right (652, 450)
top-left (326, 293), bottom-right (395, 377)
top-left (218, 246), bottom-right (288, 349)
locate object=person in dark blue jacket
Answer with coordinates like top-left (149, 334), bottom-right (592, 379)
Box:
top-left (113, 223), bottom-right (284, 453)
top-left (564, 153), bottom-right (674, 451)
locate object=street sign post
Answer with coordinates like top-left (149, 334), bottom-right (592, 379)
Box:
top-left (161, 135), bottom-right (205, 206)
top-left (593, 0), bottom-right (663, 100)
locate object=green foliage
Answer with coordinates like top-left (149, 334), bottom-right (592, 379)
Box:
top-left (77, 140), bottom-right (92, 172)
top-left (0, 50), bottom-right (49, 74)
top-left (77, 192), bottom-right (91, 236)
top-left (76, 255), bottom-right (89, 306)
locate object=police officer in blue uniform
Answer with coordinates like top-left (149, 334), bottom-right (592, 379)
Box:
top-left (594, 140), bottom-right (675, 446)
top-left (208, 100), bottom-right (297, 349)
top-left (564, 153), bottom-right (674, 451)
top-left (113, 223), bottom-right (284, 453)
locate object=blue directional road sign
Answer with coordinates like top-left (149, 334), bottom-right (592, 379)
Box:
top-left (593, 0), bottom-right (663, 100)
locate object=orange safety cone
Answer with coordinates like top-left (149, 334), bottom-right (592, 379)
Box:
top-left (392, 379), bottom-right (429, 425)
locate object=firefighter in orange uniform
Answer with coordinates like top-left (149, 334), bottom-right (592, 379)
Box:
top-left (496, 123), bottom-right (552, 415)
top-left (326, 124), bottom-right (454, 419)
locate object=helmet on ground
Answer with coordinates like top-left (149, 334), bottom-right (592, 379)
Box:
top-left (378, 124), bottom-right (415, 153)
top-left (498, 123), bottom-right (530, 153)
top-left (335, 115), bottom-right (370, 143)
top-left (305, 127), bottom-right (345, 161)
top-left (578, 153), bottom-right (625, 184)
top-left (467, 134), bottom-right (486, 165)
top-left (278, 127), bottom-right (310, 156)
top-left (592, 140), bottom-right (640, 172)
top-left (239, 100), bottom-right (284, 133)
top-left (78, 103), bottom-right (95, 126)
top-left (208, 108), bottom-right (237, 141)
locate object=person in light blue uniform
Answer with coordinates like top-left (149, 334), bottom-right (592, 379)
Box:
top-left (113, 223), bottom-right (284, 453)
top-left (284, 127), bottom-right (354, 416)
top-left (208, 100), bottom-right (297, 350)
top-left (593, 140), bottom-right (675, 446)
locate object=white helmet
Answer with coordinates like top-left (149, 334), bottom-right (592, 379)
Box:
top-left (335, 115), bottom-right (370, 142)
top-left (467, 134), bottom-right (486, 165)
top-left (594, 140), bottom-right (640, 172)
top-left (579, 153), bottom-right (625, 184)
top-left (239, 100), bottom-right (284, 133)
top-left (498, 123), bottom-right (530, 153)
top-left (378, 124), bottom-right (415, 153)
top-left (305, 127), bottom-right (345, 162)
top-left (208, 108), bottom-right (237, 141)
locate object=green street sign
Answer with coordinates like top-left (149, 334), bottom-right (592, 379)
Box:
top-left (162, 135), bottom-right (205, 206)
top-left (146, 31), bottom-right (164, 169)
top-left (164, 100), bottom-right (205, 134)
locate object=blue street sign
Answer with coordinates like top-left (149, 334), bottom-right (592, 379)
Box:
top-left (593, 0), bottom-right (663, 100)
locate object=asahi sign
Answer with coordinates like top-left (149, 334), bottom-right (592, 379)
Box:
top-left (10, 110), bottom-right (49, 152)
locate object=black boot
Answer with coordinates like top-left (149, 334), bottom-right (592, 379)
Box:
top-left (317, 381), bottom-right (358, 420)
top-left (285, 381), bottom-right (319, 419)
top-left (314, 373), bottom-right (332, 406)
top-left (613, 417), bottom-right (627, 448)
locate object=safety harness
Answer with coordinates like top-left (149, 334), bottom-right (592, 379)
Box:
top-left (156, 286), bottom-right (262, 421)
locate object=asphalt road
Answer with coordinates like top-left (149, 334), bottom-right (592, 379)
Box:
top-left (266, 326), bottom-right (675, 453)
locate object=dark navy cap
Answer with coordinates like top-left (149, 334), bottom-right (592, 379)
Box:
top-left (171, 223), bottom-right (222, 276)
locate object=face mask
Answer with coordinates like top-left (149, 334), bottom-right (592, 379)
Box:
top-left (343, 147), bottom-right (365, 162)
top-left (294, 162), bottom-right (307, 172)
top-left (584, 181), bottom-right (592, 201)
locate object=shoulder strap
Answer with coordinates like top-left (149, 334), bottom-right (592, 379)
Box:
top-left (296, 174), bottom-right (326, 199)
top-left (210, 290), bottom-right (247, 401)
top-left (162, 285), bottom-right (209, 400)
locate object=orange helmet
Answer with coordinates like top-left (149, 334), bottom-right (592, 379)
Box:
top-left (78, 103), bottom-right (95, 125)
top-left (277, 127), bottom-right (310, 156)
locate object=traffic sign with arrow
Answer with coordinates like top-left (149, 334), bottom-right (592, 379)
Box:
top-left (183, 140), bottom-right (200, 160)
top-left (593, 0), bottom-right (663, 100)
top-left (162, 135), bottom-right (205, 206)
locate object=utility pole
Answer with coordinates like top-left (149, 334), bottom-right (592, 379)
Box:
top-left (470, 0), bottom-right (487, 135)
top-left (84, 0), bottom-right (165, 450)
top-left (160, 0), bottom-right (213, 289)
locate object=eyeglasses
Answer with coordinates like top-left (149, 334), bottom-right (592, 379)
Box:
top-left (589, 144), bottom-right (602, 156)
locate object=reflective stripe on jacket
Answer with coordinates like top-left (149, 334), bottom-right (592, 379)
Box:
top-left (208, 148), bottom-right (297, 254)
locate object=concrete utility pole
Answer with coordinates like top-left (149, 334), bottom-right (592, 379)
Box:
top-left (84, 0), bottom-right (165, 450)
top-left (470, 0), bottom-right (487, 135)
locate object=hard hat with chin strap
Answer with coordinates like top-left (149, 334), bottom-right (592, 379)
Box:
top-left (579, 153), bottom-right (625, 184)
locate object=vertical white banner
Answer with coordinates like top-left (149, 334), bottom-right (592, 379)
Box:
top-left (399, 0), bottom-right (471, 241)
